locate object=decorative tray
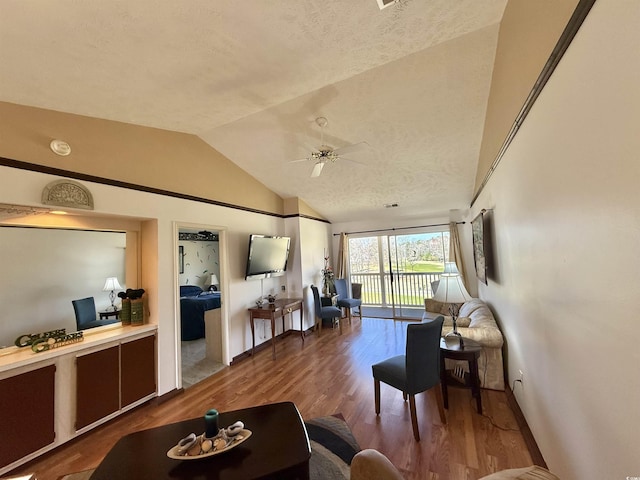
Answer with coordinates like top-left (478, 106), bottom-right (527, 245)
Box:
top-left (167, 429), bottom-right (252, 460)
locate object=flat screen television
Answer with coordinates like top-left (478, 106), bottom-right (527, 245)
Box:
top-left (245, 234), bottom-right (291, 280)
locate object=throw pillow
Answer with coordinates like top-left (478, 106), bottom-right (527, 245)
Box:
top-left (442, 316), bottom-right (471, 327)
top-left (424, 299), bottom-right (445, 314)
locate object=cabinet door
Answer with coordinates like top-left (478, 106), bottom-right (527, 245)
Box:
top-left (121, 335), bottom-right (156, 407)
top-left (0, 365), bottom-right (55, 468)
top-left (76, 346), bottom-right (119, 430)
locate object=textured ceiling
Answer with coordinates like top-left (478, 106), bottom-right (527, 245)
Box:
top-left (0, 0), bottom-right (507, 224)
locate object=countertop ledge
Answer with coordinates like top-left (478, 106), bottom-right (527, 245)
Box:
top-left (0, 324), bottom-right (157, 373)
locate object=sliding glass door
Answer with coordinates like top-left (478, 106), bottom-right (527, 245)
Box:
top-left (348, 230), bottom-right (450, 319)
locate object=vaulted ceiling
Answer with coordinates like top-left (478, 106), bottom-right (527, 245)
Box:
top-left (0, 0), bottom-right (508, 223)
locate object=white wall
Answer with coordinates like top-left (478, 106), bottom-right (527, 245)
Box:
top-left (470, 1), bottom-right (640, 478)
top-left (297, 217), bottom-right (333, 328)
top-left (0, 227), bottom-right (125, 347)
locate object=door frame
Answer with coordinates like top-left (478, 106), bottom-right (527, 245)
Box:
top-left (173, 222), bottom-right (230, 388)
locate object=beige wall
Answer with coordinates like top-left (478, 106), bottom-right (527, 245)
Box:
top-left (470, 1), bottom-right (640, 478)
top-left (475, 0), bottom-right (579, 192)
top-left (283, 196), bottom-right (326, 220)
top-left (0, 102), bottom-right (284, 215)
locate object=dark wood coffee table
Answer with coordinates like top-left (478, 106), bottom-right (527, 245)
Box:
top-left (90, 401), bottom-right (311, 480)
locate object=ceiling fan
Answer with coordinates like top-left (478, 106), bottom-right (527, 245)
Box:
top-left (291, 117), bottom-right (369, 177)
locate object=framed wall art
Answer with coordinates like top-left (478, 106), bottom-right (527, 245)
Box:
top-left (472, 210), bottom-right (490, 284)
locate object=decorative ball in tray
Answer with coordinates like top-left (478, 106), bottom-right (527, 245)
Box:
top-left (167, 420), bottom-right (251, 460)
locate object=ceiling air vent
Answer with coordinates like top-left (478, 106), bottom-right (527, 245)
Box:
top-left (376, 0), bottom-right (398, 10)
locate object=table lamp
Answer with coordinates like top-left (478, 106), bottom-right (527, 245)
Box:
top-left (103, 277), bottom-right (122, 311)
top-left (433, 273), bottom-right (472, 345)
top-left (208, 274), bottom-right (219, 291)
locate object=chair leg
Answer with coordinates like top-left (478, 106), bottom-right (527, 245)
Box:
top-left (434, 384), bottom-right (447, 424)
top-left (408, 394), bottom-right (420, 441)
top-left (402, 391), bottom-right (407, 401)
top-left (347, 308), bottom-right (352, 325)
top-left (338, 316), bottom-right (342, 335)
top-left (374, 379), bottom-right (381, 415)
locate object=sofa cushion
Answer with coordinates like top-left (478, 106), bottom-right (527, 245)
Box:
top-left (442, 316), bottom-right (471, 328)
top-left (424, 298), bottom-right (463, 316)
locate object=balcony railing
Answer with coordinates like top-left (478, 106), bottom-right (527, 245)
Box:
top-left (350, 272), bottom-right (443, 307)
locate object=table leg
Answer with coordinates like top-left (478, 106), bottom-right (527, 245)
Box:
top-left (271, 317), bottom-right (276, 360)
top-left (470, 356), bottom-right (482, 414)
top-left (440, 353), bottom-right (449, 409)
top-left (299, 306), bottom-right (304, 343)
top-left (250, 317), bottom-right (256, 356)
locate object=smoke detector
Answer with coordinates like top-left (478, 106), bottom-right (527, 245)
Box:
top-left (50, 139), bottom-right (71, 156)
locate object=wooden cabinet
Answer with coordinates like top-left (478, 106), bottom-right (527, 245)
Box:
top-left (0, 364), bottom-right (55, 467)
top-left (76, 333), bottom-right (157, 431)
top-left (76, 346), bottom-right (120, 430)
top-left (121, 335), bottom-right (156, 407)
top-left (0, 325), bottom-right (157, 476)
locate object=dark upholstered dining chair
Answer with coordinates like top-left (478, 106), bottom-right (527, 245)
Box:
top-left (310, 285), bottom-right (343, 335)
top-left (372, 316), bottom-right (446, 441)
top-left (72, 297), bottom-right (119, 331)
top-left (334, 279), bottom-right (362, 325)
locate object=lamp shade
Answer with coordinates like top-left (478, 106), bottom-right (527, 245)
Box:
top-left (443, 262), bottom-right (460, 275)
top-left (209, 274), bottom-right (219, 286)
top-left (103, 277), bottom-right (122, 291)
top-left (432, 274), bottom-right (472, 304)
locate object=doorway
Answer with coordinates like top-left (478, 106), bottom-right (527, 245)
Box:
top-left (348, 230), bottom-right (450, 319)
top-left (176, 224), bottom-right (228, 388)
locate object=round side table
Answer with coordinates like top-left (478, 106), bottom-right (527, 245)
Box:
top-left (440, 336), bottom-right (482, 414)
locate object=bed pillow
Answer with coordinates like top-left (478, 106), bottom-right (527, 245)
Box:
top-left (180, 285), bottom-right (203, 297)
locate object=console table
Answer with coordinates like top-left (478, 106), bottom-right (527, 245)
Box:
top-left (248, 298), bottom-right (303, 360)
top-left (99, 309), bottom-right (120, 320)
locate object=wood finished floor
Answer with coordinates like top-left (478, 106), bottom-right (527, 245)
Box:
top-left (13, 317), bottom-right (532, 480)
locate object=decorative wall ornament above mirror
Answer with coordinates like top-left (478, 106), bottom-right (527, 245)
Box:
top-left (42, 179), bottom-right (94, 210)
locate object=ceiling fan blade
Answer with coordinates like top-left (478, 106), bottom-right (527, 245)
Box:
top-left (288, 157), bottom-right (310, 164)
top-left (340, 156), bottom-right (365, 166)
top-left (332, 141), bottom-right (370, 157)
top-left (311, 161), bottom-right (325, 178)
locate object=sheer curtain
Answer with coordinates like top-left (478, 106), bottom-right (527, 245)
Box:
top-left (448, 222), bottom-right (468, 288)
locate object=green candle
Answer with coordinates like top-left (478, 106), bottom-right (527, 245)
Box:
top-left (204, 409), bottom-right (219, 438)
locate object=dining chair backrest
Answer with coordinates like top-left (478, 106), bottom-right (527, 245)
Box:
top-left (310, 285), bottom-right (322, 317)
top-left (72, 297), bottom-right (97, 330)
top-left (405, 316), bottom-right (444, 394)
top-left (334, 278), bottom-right (348, 299)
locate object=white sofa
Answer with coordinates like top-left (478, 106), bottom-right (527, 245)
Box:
top-left (424, 297), bottom-right (505, 390)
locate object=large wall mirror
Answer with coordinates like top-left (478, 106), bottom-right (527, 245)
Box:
top-left (0, 207), bottom-right (142, 350)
